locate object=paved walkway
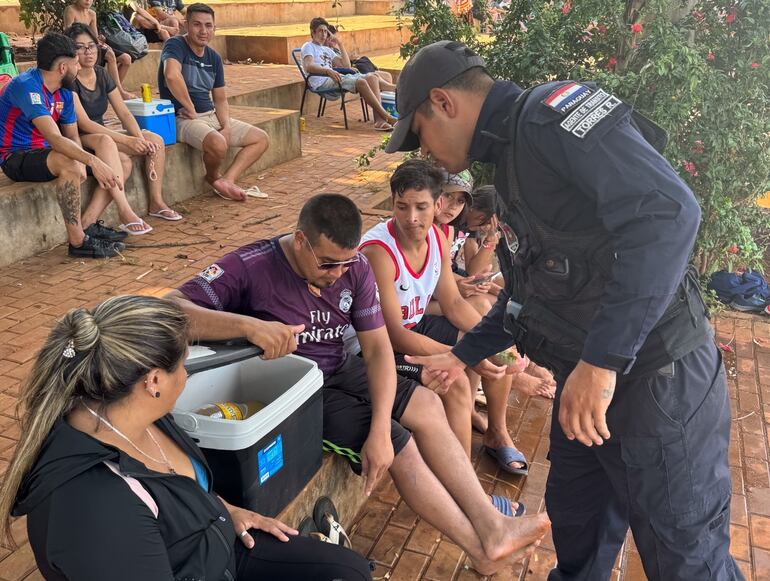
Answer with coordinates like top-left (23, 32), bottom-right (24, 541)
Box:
top-left (0, 101), bottom-right (768, 580)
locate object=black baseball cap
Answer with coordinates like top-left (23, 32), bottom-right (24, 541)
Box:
top-left (386, 40), bottom-right (486, 154)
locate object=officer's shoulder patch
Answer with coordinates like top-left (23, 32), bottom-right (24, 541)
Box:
top-left (541, 82), bottom-right (594, 114)
top-left (198, 263), bottom-right (224, 283)
top-left (558, 89), bottom-right (623, 139)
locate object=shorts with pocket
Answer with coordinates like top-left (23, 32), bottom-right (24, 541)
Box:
top-left (176, 110), bottom-right (256, 151)
top-left (314, 73), bottom-right (368, 96)
top-left (1, 149), bottom-right (56, 182)
top-left (322, 355), bottom-right (418, 473)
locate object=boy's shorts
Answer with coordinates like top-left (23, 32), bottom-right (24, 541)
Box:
top-left (322, 355), bottom-right (418, 473)
top-left (1, 149), bottom-right (56, 182)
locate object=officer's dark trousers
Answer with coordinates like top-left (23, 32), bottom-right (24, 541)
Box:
top-left (545, 340), bottom-right (743, 581)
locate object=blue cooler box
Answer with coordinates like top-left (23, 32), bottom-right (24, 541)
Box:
top-left (124, 99), bottom-right (176, 145)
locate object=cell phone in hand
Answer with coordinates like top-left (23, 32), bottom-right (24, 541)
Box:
top-left (472, 273), bottom-right (494, 285)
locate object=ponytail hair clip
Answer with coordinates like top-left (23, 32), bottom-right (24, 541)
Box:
top-left (62, 339), bottom-right (76, 359)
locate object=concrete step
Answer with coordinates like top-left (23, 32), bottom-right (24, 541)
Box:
top-left (0, 105), bottom-right (300, 266)
top-left (220, 15), bottom-right (411, 65)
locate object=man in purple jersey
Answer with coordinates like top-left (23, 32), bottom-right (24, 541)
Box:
top-left (167, 194), bottom-right (549, 576)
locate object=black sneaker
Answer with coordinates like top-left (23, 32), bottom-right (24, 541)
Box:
top-left (84, 220), bottom-right (128, 241)
top-left (68, 234), bottom-right (125, 258)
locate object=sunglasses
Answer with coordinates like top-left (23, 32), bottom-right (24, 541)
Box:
top-left (303, 236), bottom-right (359, 270)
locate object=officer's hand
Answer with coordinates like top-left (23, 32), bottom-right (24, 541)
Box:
top-left (245, 320), bottom-right (305, 359)
top-left (559, 360), bottom-right (616, 447)
top-left (405, 351), bottom-right (467, 386)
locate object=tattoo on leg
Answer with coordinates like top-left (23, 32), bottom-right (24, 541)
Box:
top-left (55, 181), bottom-right (80, 226)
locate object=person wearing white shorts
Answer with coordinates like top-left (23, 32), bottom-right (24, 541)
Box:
top-left (301, 17), bottom-right (398, 131)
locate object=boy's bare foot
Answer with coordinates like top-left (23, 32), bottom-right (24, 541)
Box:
top-left (471, 513), bottom-right (550, 573)
top-left (210, 177), bottom-right (246, 201)
top-left (526, 361), bottom-right (556, 385)
top-left (512, 372), bottom-right (556, 399)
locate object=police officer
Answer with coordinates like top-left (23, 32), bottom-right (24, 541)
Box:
top-left (399, 41), bottom-right (742, 581)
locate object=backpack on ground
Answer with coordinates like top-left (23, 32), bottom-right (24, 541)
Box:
top-left (0, 32), bottom-right (19, 89)
top-left (707, 270), bottom-right (770, 312)
top-left (98, 12), bottom-right (148, 61)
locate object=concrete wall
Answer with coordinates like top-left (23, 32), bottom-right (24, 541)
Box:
top-left (0, 106), bottom-right (300, 266)
top-left (212, 0), bottom-right (356, 28)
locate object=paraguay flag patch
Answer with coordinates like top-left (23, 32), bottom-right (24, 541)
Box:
top-left (542, 82), bottom-right (593, 114)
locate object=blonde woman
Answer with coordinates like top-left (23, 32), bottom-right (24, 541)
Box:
top-left (0, 295), bottom-right (372, 581)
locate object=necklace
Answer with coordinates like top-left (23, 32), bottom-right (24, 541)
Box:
top-left (82, 403), bottom-right (176, 474)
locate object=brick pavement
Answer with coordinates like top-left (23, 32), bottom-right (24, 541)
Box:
top-left (0, 102), bottom-right (768, 580)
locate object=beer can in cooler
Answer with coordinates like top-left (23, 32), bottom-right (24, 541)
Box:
top-left (141, 83), bottom-right (152, 103)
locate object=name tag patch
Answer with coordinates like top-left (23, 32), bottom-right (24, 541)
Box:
top-left (542, 82), bottom-right (593, 114)
top-left (559, 89), bottom-right (622, 138)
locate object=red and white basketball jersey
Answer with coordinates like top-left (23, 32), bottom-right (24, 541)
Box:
top-left (360, 219), bottom-right (443, 329)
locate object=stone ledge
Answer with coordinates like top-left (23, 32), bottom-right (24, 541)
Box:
top-left (0, 105), bottom-right (300, 267)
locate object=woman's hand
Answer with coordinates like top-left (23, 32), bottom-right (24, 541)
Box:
top-left (227, 504), bottom-right (298, 548)
top-left (125, 136), bottom-right (154, 155)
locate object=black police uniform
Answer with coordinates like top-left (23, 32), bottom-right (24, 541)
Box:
top-left (451, 80), bottom-right (742, 581)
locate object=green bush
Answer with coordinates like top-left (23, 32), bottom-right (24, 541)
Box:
top-left (399, 0), bottom-right (770, 275)
top-left (20, 0), bottom-right (125, 36)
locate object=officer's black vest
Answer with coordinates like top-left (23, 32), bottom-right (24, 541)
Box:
top-left (493, 86), bottom-right (712, 377)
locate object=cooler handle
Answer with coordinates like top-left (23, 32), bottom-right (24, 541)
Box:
top-left (184, 338), bottom-right (265, 374)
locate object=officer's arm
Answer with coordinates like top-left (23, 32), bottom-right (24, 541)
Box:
top-left (535, 109), bottom-right (700, 373)
top-left (451, 289), bottom-right (516, 367)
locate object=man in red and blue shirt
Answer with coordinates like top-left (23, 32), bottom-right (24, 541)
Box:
top-left (0, 32), bottom-right (123, 258)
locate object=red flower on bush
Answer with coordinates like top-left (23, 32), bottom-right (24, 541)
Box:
top-left (750, 62), bottom-right (760, 69)
top-left (682, 161), bottom-right (699, 177)
top-left (707, 50), bottom-right (715, 61)
top-left (725, 7), bottom-right (737, 24)
top-left (562, 0), bottom-right (571, 15)
top-left (630, 23), bottom-right (643, 34)
top-left (728, 244), bottom-right (739, 254)
top-left (411, 36), bottom-right (419, 45)
top-left (607, 56), bottom-right (617, 70)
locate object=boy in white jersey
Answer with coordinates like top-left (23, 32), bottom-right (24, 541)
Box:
top-left (359, 160), bottom-right (531, 475)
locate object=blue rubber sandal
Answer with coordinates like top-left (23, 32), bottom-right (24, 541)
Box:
top-left (491, 495), bottom-right (526, 517)
top-left (484, 445), bottom-right (530, 476)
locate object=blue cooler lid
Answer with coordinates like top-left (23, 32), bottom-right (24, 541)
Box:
top-left (185, 339), bottom-right (264, 374)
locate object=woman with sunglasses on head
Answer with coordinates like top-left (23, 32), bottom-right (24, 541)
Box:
top-left (65, 24), bottom-right (182, 233)
top-left (0, 295), bottom-right (373, 581)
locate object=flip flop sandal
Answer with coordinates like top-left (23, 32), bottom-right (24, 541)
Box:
top-left (213, 188), bottom-right (242, 201)
top-left (484, 445), bottom-right (530, 476)
top-left (313, 496), bottom-right (352, 548)
top-left (148, 208), bottom-right (183, 221)
top-left (374, 122), bottom-right (393, 132)
top-left (244, 185), bottom-right (268, 199)
top-left (490, 495), bottom-right (526, 517)
top-left (119, 221), bottom-right (153, 235)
